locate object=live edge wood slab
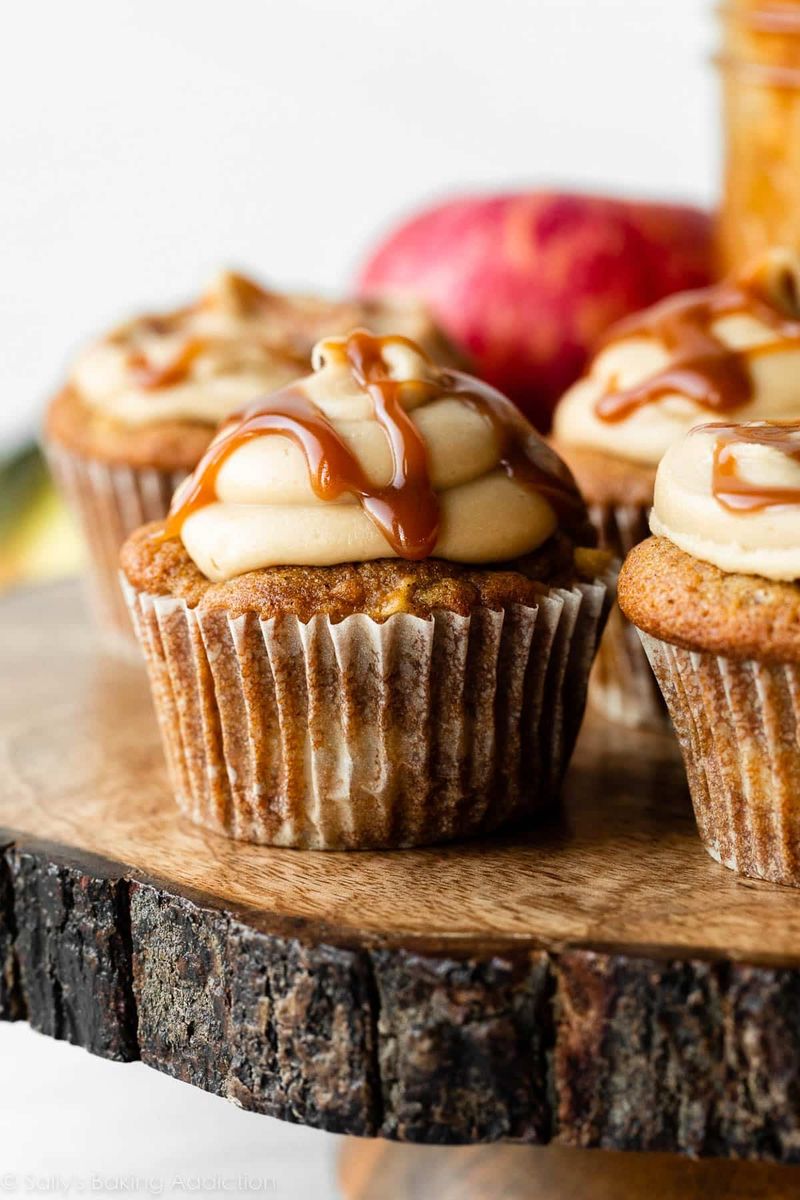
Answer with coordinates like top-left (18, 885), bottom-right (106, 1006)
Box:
top-left (3, 581), bottom-right (800, 1161)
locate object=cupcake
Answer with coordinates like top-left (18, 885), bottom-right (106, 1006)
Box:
top-left (121, 329), bottom-right (610, 850)
top-left (45, 270), bottom-right (458, 646)
top-left (619, 420), bottom-right (800, 886)
top-left (551, 248), bottom-right (800, 727)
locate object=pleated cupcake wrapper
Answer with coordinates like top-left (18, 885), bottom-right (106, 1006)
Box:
top-left (639, 631), bottom-right (800, 887)
top-left (45, 440), bottom-right (187, 650)
top-left (123, 574), bottom-right (609, 850)
top-left (587, 500), bottom-right (667, 730)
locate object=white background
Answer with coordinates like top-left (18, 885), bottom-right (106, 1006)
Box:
top-left (1, 2), bottom-right (714, 1196)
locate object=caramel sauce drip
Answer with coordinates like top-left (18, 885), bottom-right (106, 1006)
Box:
top-left (128, 335), bottom-right (308, 392)
top-left (445, 374), bottom-right (589, 540)
top-left (126, 274), bottom-right (307, 391)
top-left (595, 274), bottom-right (800, 423)
top-left (129, 337), bottom-right (212, 389)
top-left (710, 422), bottom-right (800, 512)
top-left (161, 330), bottom-right (588, 559)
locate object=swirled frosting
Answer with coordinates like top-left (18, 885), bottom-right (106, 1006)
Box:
top-left (651, 421), bottom-right (800, 580)
top-left (553, 249), bottom-right (800, 467)
top-left (165, 331), bottom-right (588, 582)
top-left (69, 271), bottom-right (454, 428)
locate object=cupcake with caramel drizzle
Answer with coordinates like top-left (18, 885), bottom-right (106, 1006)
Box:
top-left (619, 418), bottom-right (800, 886)
top-left (44, 270), bottom-right (459, 646)
top-left (121, 330), bottom-right (610, 851)
top-left (550, 247), bottom-right (800, 727)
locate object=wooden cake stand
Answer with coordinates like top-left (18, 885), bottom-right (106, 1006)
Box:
top-left (3, 580), bottom-right (800, 1198)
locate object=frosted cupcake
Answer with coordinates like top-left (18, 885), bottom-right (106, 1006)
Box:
top-left (552, 248), bottom-right (800, 727)
top-left (121, 330), bottom-right (610, 850)
top-left (620, 420), bottom-right (800, 886)
top-left (45, 271), bottom-right (457, 645)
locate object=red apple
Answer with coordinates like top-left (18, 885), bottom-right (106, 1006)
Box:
top-left (357, 192), bottom-right (714, 430)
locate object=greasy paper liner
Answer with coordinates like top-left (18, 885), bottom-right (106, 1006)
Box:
top-left (588, 501), bottom-right (667, 730)
top-left (45, 440), bottom-right (188, 650)
top-left (123, 575), bottom-right (609, 850)
top-left (640, 631), bottom-right (800, 887)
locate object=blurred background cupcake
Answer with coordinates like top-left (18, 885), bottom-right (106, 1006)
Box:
top-left (551, 248), bottom-right (800, 727)
top-left (42, 270), bottom-right (457, 646)
top-left (620, 420), bottom-right (800, 886)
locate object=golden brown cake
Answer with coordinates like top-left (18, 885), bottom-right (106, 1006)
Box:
top-left (619, 420), bottom-right (800, 886)
top-left (620, 537), bottom-right (800, 663)
top-left (44, 271), bottom-right (459, 646)
top-left (121, 527), bottom-right (604, 622)
top-left (551, 247), bottom-right (800, 728)
top-left (121, 330), bottom-right (610, 850)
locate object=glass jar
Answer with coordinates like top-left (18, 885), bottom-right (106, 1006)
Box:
top-left (718, 1), bottom-right (800, 272)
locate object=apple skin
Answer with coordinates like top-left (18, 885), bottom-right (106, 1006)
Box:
top-left (356, 192), bottom-right (714, 430)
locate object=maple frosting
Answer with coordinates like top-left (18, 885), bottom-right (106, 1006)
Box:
top-left (164, 330), bottom-right (588, 581)
top-left (553, 249), bottom-right (800, 467)
top-left (651, 421), bottom-right (800, 581)
top-left (69, 271), bottom-right (453, 429)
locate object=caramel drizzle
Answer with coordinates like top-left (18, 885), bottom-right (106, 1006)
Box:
top-left (595, 276), bottom-right (800, 423)
top-left (446, 375), bottom-right (590, 540)
top-left (161, 330), bottom-right (588, 559)
top-left (126, 274), bottom-right (307, 391)
top-left (709, 422), bottom-right (800, 512)
top-left (129, 338), bottom-right (211, 389)
top-left (128, 334), bottom-right (308, 391)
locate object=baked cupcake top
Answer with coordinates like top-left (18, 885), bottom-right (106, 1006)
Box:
top-left (67, 271), bottom-right (455, 430)
top-left (159, 329), bottom-right (592, 583)
top-left (553, 249), bottom-right (800, 468)
top-left (650, 420), bottom-right (800, 582)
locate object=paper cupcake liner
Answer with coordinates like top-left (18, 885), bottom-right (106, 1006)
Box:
top-left (123, 575), bottom-right (609, 850)
top-left (639, 631), bottom-right (800, 887)
top-left (587, 501), bottom-right (667, 730)
top-left (45, 440), bottom-right (187, 650)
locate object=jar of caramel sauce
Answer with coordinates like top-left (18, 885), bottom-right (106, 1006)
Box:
top-left (718, 1), bottom-right (800, 271)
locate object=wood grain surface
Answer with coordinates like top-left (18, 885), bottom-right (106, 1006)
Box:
top-left (3, 580), bottom-right (800, 1157)
top-left (339, 1140), bottom-right (800, 1199)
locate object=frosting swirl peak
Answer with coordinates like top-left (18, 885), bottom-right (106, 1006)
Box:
top-left (166, 331), bottom-right (588, 582)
